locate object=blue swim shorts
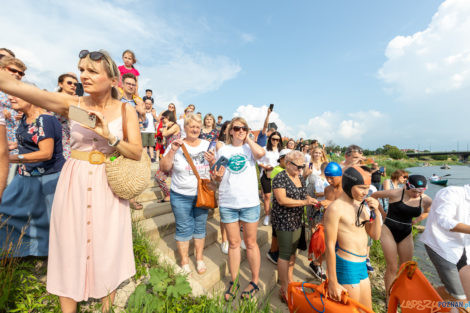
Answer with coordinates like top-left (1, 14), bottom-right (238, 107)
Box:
top-left (335, 254), bottom-right (368, 285)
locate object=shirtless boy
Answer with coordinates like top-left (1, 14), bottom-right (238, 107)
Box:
top-left (324, 166), bottom-right (381, 308)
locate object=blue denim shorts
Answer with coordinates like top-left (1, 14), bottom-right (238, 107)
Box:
top-left (170, 190), bottom-right (209, 242)
top-left (219, 204), bottom-right (260, 224)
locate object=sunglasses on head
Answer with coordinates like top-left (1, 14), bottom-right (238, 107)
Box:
top-left (79, 50), bottom-right (105, 61)
top-left (6, 66), bottom-right (25, 77)
top-left (232, 125), bottom-right (248, 132)
top-left (289, 161), bottom-right (305, 170)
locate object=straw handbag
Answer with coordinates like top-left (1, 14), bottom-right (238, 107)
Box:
top-left (181, 144), bottom-right (217, 209)
top-left (105, 103), bottom-right (151, 199)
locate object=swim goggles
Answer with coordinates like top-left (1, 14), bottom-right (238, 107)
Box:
top-left (406, 181), bottom-right (426, 192)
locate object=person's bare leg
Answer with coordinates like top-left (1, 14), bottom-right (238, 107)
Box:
top-left (278, 258), bottom-right (289, 298)
top-left (397, 234), bottom-right (414, 265)
top-left (101, 290), bottom-right (116, 313)
top-left (459, 265), bottom-right (470, 301)
top-left (242, 221), bottom-right (260, 289)
top-left (270, 235), bottom-right (278, 253)
top-left (358, 278), bottom-right (373, 309)
top-left (176, 240), bottom-right (190, 266)
top-left (221, 222), bottom-right (227, 243)
top-left (287, 255), bottom-right (296, 283)
top-left (59, 296), bottom-right (77, 313)
top-left (263, 193), bottom-right (271, 216)
top-left (224, 221), bottom-right (241, 301)
top-left (194, 238), bottom-right (205, 262)
top-left (381, 225), bottom-right (399, 300)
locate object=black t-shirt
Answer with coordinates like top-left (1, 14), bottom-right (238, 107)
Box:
top-left (371, 170), bottom-right (382, 183)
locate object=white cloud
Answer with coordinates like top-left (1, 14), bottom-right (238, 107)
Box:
top-left (233, 105), bottom-right (291, 136)
top-left (1, 0), bottom-right (240, 111)
top-left (378, 0), bottom-right (470, 99)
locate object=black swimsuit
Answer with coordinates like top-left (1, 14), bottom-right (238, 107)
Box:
top-left (384, 189), bottom-right (422, 243)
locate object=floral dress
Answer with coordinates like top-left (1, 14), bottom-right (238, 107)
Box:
top-left (199, 128), bottom-right (219, 141)
top-left (55, 113), bottom-right (71, 159)
top-left (271, 170), bottom-right (307, 231)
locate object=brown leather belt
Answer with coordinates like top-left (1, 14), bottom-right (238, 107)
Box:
top-left (71, 150), bottom-right (111, 165)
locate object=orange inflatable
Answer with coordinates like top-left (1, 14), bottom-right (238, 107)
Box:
top-left (388, 261), bottom-right (451, 313)
top-left (288, 281), bottom-right (375, 313)
top-left (309, 224), bottom-right (326, 260)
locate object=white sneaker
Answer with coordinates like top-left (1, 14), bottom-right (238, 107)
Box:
top-left (263, 215), bottom-right (270, 226)
top-left (241, 240), bottom-right (247, 250)
top-left (221, 241), bottom-right (229, 254)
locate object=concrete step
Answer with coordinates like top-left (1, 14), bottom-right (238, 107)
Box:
top-left (135, 186), bottom-right (163, 202)
top-left (157, 217), bottom-right (220, 263)
top-left (138, 210), bottom-right (217, 241)
top-left (131, 201), bottom-right (172, 222)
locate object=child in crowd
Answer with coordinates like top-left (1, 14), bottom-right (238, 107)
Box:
top-left (321, 161), bottom-right (343, 208)
top-left (324, 166), bottom-right (381, 309)
top-left (118, 49), bottom-right (140, 93)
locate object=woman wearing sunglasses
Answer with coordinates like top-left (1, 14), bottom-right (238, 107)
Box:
top-left (258, 131), bottom-right (282, 226)
top-left (213, 117), bottom-right (265, 301)
top-left (56, 73), bottom-right (78, 159)
top-left (271, 150), bottom-right (318, 302)
top-left (0, 49), bottom-right (142, 312)
top-left (371, 174), bottom-right (432, 303)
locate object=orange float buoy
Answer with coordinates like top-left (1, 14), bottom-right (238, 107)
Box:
top-left (388, 261), bottom-right (452, 313)
top-left (288, 281), bottom-right (376, 313)
top-left (309, 224), bottom-right (326, 260)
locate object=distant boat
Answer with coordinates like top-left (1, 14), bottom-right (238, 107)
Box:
top-left (430, 179), bottom-right (448, 186)
top-left (440, 164), bottom-right (451, 169)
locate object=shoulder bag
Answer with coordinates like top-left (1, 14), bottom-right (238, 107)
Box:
top-left (181, 144), bottom-right (217, 209)
top-left (105, 103), bottom-right (151, 199)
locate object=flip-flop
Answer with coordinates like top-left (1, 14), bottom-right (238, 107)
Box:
top-left (241, 281), bottom-right (259, 300)
top-left (224, 281), bottom-right (239, 302)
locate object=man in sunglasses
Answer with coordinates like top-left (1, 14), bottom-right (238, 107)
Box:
top-left (0, 55), bottom-right (26, 183)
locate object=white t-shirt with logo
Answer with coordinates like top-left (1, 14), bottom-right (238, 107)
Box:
top-left (217, 143), bottom-right (260, 209)
top-left (142, 112), bottom-right (156, 133)
top-left (257, 148), bottom-right (279, 177)
top-left (165, 140), bottom-right (210, 196)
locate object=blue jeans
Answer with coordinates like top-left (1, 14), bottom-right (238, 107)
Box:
top-left (170, 190), bottom-right (209, 242)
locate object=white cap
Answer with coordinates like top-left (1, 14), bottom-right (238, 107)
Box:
top-left (278, 149), bottom-right (291, 161)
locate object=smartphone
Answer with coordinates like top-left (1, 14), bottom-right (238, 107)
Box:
top-left (211, 156), bottom-right (229, 171)
top-left (75, 82), bottom-right (84, 96)
top-left (269, 103), bottom-right (274, 111)
top-left (207, 140), bottom-right (217, 152)
top-left (379, 166), bottom-right (385, 173)
top-left (68, 105), bottom-right (96, 128)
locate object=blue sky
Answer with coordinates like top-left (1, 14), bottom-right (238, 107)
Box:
top-left (2, 0), bottom-right (469, 150)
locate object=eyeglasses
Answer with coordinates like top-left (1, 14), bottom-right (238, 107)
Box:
top-left (289, 161), bottom-right (305, 170)
top-left (346, 149), bottom-right (363, 155)
top-left (124, 82), bottom-right (136, 87)
top-left (79, 50), bottom-right (105, 61)
top-left (271, 137), bottom-right (280, 141)
top-left (232, 125), bottom-right (248, 132)
top-left (6, 66), bottom-right (25, 77)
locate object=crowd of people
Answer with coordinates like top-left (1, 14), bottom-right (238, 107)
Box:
top-left (0, 47), bottom-right (469, 313)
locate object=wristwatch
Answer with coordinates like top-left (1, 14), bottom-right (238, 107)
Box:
top-left (18, 154), bottom-right (24, 163)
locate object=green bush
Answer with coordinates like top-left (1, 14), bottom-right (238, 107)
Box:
top-left (431, 155), bottom-right (448, 161)
top-left (387, 148), bottom-right (406, 160)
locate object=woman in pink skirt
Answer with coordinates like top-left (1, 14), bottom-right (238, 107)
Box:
top-left (0, 50), bottom-right (142, 313)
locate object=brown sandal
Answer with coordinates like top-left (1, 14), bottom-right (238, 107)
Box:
top-left (130, 199), bottom-right (143, 210)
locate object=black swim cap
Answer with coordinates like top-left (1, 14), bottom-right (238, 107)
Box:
top-left (406, 175), bottom-right (427, 190)
top-left (342, 166), bottom-right (372, 199)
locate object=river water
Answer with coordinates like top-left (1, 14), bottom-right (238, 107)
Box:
top-left (405, 165), bottom-right (470, 285)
